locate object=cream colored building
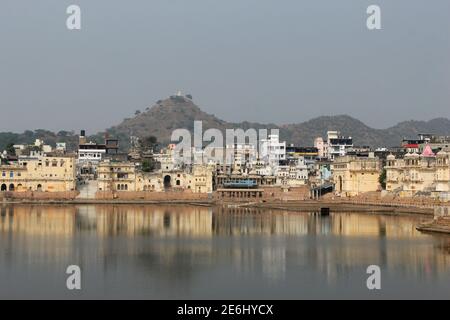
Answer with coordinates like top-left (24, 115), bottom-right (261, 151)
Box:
top-left (97, 161), bottom-right (213, 194)
top-left (190, 165), bottom-right (214, 193)
top-left (97, 161), bottom-right (137, 191)
top-left (385, 149), bottom-right (450, 198)
top-left (332, 155), bottom-right (381, 197)
top-left (0, 156), bottom-right (76, 192)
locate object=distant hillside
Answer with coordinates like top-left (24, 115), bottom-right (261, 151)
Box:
top-left (0, 130), bottom-right (102, 153)
top-left (0, 130), bottom-right (79, 153)
top-left (107, 96), bottom-right (450, 148)
top-left (2, 96), bottom-right (450, 151)
top-left (107, 96), bottom-right (284, 149)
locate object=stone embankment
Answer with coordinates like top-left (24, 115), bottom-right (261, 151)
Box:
top-left (416, 206), bottom-right (450, 234)
top-left (1, 190), bottom-right (448, 220)
top-left (244, 199), bottom-right (435, 215)
top-left (0, 191), bottom-right (79, 201)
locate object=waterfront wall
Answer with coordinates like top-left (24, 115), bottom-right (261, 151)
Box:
top-left (261, 186), bottom-right (310, 201)
top-left (214, 185), bottom-right (310, 202)
top-left (95, 190), bottom-right (210, 201)
top-left (434, 206), bottom-right (450, 219)
top-left (0, 191), bottom-right (79, 200)
top-left (333, 191), bottom-right (446, 207)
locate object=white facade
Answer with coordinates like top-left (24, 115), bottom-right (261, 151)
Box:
top-left (275, 157), bottom-right (308, 185)
top-left (154, 151), bottom-right (176, 172)
top-left (259, 134), bottom-right (286, 167)
top-left (78, 148), bottom-right (106, 163)
top-left (325, 131), bottom-right (353, 160)
top-left (314, 137), bottom-right (325, 158)
top-left (293, 157), bottom-right (309, 180)
top-left (228, 143), bottom-right (257, 165)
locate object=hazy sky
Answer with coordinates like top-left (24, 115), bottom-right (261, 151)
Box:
top-left (1, 0), bottom-right (449, 133)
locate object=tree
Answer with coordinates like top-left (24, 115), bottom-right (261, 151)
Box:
top-left (6, 143), bottom-right (15, 155)
top-left (141, 136), bottom-right (158, 151)
top-left (142, 159), bottom-right (156, 172)
top-left (379, 168), bottom-right (386, 190)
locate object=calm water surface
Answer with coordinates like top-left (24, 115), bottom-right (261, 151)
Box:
top-left (0, 204), bottom-right (449, 299)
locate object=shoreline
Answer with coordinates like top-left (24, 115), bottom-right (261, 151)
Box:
top-left (242, 200), bottom-right (435, 216)
top-left (1, 198), bottom-right (436, 215)
top-left (416, 218), bottom-right (450, 235)
top-left (4, 197), bottom-right (450, 234)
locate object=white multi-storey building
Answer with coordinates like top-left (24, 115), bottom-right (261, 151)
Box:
top-left (259, 134), bottom-right (286, 167)
top-left (320, 131), bottom-right (353, 160)
top-left (78, 143), bottom-right (106, 163)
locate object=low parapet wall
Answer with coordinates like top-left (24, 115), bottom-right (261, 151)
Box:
top-left (261, 185), bottom-right (310, 201)
top-left (434, 206), bottom-right (450, 219)
top-left (335, 191), bottom-right (447, 207)
top-left (95, 191), bottom-right (210, 201)
top-left (0, 191), bottom-right (79, 200)
top-left (214, 185), bottom-right (310, 202)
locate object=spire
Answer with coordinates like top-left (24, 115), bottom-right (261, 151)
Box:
top-left (421, 143), bottom-right (435, 157)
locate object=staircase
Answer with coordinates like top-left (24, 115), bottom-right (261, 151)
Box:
top-left (76, 180), bottom-right (98, 199)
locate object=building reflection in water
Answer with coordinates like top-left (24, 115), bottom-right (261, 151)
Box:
top-left (1, 203), bottom-right (450, 293)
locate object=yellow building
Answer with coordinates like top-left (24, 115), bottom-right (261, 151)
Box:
top-left (191, 165), bottom-right (214, 193)
top-left (97, 161), bottom-right (137, 191)
top-left (97, 161), bottom-right (213, 194)
top-left (332, 155), bottom-right (381, 197)
top-left (0, 156), bottom-right (76, 192)
top-left (385, 149), bottom-right (450, 198)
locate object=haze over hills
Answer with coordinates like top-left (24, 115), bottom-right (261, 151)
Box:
top-left (107, 96), bottom-right (450, 148)
top-left (1, 95), bottom-right (450, 151)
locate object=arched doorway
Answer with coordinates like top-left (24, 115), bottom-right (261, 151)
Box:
top-left (338, 176), bottom-right (343, 192)
top-left (37, 184), bottom-right (42, 192)
top-left (9, 184), bottom-right (14, 191)
top-left (164, 175), bottom-right (171, 189)
top-left (1, 184), bottom-right (6, 192)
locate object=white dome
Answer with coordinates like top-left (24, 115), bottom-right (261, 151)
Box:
top-left (387, 154), bottom-right (395, 160)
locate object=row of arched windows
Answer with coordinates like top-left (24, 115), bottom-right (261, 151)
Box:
top-left (1, 184), bottom-right (42, 192)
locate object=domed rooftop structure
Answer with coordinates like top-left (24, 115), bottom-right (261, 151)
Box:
top-left (387, 154), bottom-right (395, 160)
top-left (421, 144), bottom-right (435, 157)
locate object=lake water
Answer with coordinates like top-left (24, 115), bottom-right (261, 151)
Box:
top-left (0, 204), bottom-right (449, 299)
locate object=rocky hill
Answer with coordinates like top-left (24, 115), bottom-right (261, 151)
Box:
top-left (2, 96), bottom-right (450, 151)
top-left (107, 96), bottom-right (450, 148)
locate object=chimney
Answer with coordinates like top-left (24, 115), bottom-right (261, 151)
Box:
top-left (79, 130), bottom-right (87, 145)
